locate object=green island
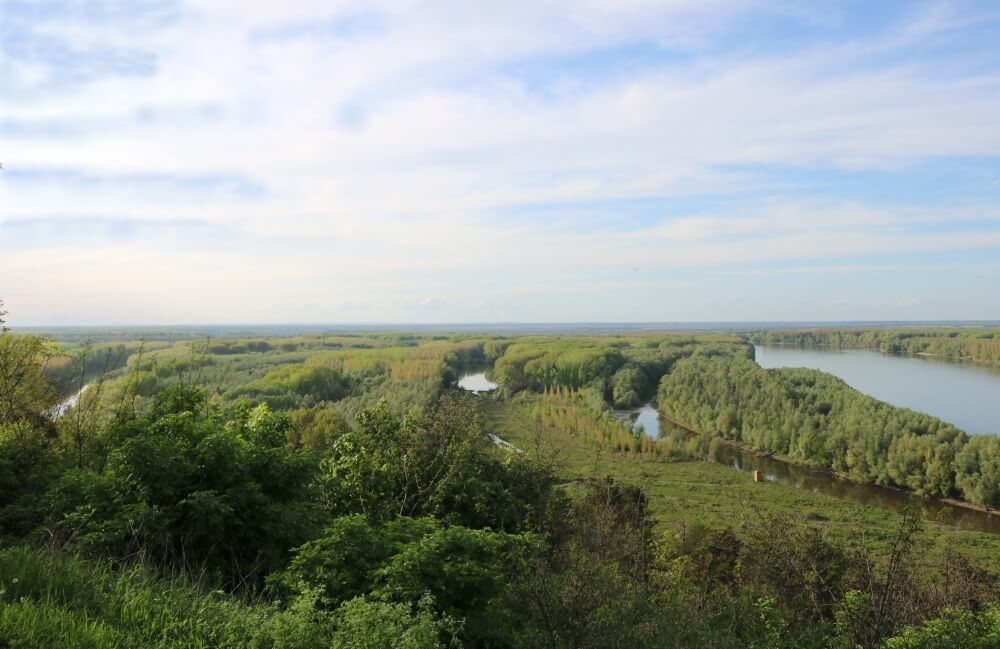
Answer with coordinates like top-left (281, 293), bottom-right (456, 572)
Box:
top-left (3, 317), bottom-right (1000, 648)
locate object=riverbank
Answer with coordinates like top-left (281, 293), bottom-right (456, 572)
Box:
top-left (485, 395), bottom-right (1000, 568)
top-left (658, 411), bottom-right (1000, 527)
top-left (771, 345), bottom-right (1000, 368)
top-left (753, 344), bottom-right (1000, 436)
top-left (48, 383), bottom-right (89, 418)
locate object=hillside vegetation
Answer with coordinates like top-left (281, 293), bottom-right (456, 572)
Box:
top-left (3, 322), bottom-right (1000, 647)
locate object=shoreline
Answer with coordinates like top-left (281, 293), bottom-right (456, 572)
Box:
top-left (754, 341), bottom-right (1000, 368)
top-left (658, 412), bottom-right (1000, 521)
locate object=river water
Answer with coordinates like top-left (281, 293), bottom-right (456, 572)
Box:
top-left (754, 345), bottom-right (1000, 436)
top-left (49, 384), bottom-right (89, 418)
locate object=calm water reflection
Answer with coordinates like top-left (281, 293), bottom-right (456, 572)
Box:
top-left (755, 345), bottom-right (1000, 436)
top-left (457, 372), bottom-right (498, 393)
top-left (655, 418), bottom-right (1000, 535)
top-left (616, 402), bottom-right (660, 437)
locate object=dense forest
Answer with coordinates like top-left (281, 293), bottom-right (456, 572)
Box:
top-left (659, 352), bottom-right (1000, 506)
top-left (2, 312), bottom-right (1000, 647)
top-left (749, 329), bottom-right (1000, 364)
top-left (492, 335), bottom-right (749, 407)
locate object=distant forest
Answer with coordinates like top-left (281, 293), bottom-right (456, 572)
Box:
top-left (749, 328), bottom-right (1000, 364)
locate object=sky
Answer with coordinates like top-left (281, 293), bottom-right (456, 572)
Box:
top-left (2, 0), bottom-right (1000, 325)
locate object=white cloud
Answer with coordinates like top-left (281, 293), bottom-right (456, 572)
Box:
top-left (2, 1), bottom-right (1000, 323)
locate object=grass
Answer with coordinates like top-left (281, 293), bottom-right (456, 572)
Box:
top-left (0, 546), bottom-right (334, 649)
top-left (484, 395), bottom-right (1000, 566)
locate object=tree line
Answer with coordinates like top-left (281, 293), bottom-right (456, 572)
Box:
top-left (492, 335), bottom-right (750, 408)
top-left (749, 328), bottom-right (1000, 364)
top-left (658, 353), bottom-right (1000, 506)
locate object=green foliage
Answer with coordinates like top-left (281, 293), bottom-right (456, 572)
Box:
top-left (319, 393), bottom-right (556, 531)
top-left (272, 515), bottom-right (537, 648)
top-left (289, 406), bottom-right (350, 452)
top-left (882, 607), bottom-right (1000, 648)
top-left (658, 353), bottom-right (1000, 505)
top-left (268, 515), bottom-right (438, 605)
top-left (330, 596), bottom-right (456, 649)
top-left (44, 386), bottom-right (324, 587)
top-left (0, 546), bottom-right (331, 649)
top-left (0, 332), bottom-right (58, 430)
top-left (0, 426), bottom-right (60, 538)
top-left (955, 435), bottom-right (1000, 506)
top-left (611, 365), bottom-right (651, 408)
top-left (264, 364), bottom-right (349, 403)
top-left (530, 386), bottom-right (667, 457)
top-left (2, 329), bottom-right (1000, 648)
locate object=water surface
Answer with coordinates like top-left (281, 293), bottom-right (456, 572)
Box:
top-left (49, 384), bottom-right (89, 418)
top-left (755, 345), bottom-right (1000, 435)
top-left (630, 405), bottom-right (1000, 534)
top-left (457, 372), bottom-right (498, 393)
top-left (655, 419), bottom-right (1000, 535)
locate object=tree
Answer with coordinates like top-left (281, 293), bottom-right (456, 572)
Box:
top-left (0, 331), bottom-right (57, 431)
top-left (611, 366), bottom-right (651, 408)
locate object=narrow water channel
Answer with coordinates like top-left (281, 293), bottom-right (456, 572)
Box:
top-left (49, 384), bottom-right (89, 418)
top-left (459, 374), bottom-right (1000, 534)
top-left (655, 417), bottom-right (1000, 535)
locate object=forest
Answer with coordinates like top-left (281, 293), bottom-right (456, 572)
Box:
top-left (658, 353), bottom-right (1000, 506)
top-left (2, 311), bottom-right (1000, 648)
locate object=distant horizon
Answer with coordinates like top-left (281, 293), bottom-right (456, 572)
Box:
top-left (15, 319), bottom-right (1000, 335)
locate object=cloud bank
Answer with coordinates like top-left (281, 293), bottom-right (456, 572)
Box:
top-left (2, 0), bottom-right (1000, 324)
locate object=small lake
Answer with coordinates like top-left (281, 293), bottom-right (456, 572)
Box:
top-left (458, 372), bottom-right (498, 393)
top-left (754, 345), bottom-right (1000, 435)
top-left (616, 402), bottom-right (660, 438)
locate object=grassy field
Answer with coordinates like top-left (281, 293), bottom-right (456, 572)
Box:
top-left (484, 395), bottom-right (1000, 566)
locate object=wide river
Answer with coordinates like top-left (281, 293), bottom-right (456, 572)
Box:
top-left (754, 345), bottom-right (1000, 435)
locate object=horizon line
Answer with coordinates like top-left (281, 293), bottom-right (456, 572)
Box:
top-left (13, 319), bottom-right (1000, 330)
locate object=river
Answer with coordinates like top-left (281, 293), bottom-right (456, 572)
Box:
top-left (754, 345), bottom-right (1000, 435)
top-left (49, 384), bottom-right (89, 418)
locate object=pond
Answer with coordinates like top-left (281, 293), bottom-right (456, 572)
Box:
top-left (616, 402), bottom-right (660, 438)
top-left (754, 345), bottom-right (1000, 435)
top-left (457, 371), bottom-right (498, 393)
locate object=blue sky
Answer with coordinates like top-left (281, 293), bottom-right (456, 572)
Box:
top-left (2, 0), bottom-right (1000, 325)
